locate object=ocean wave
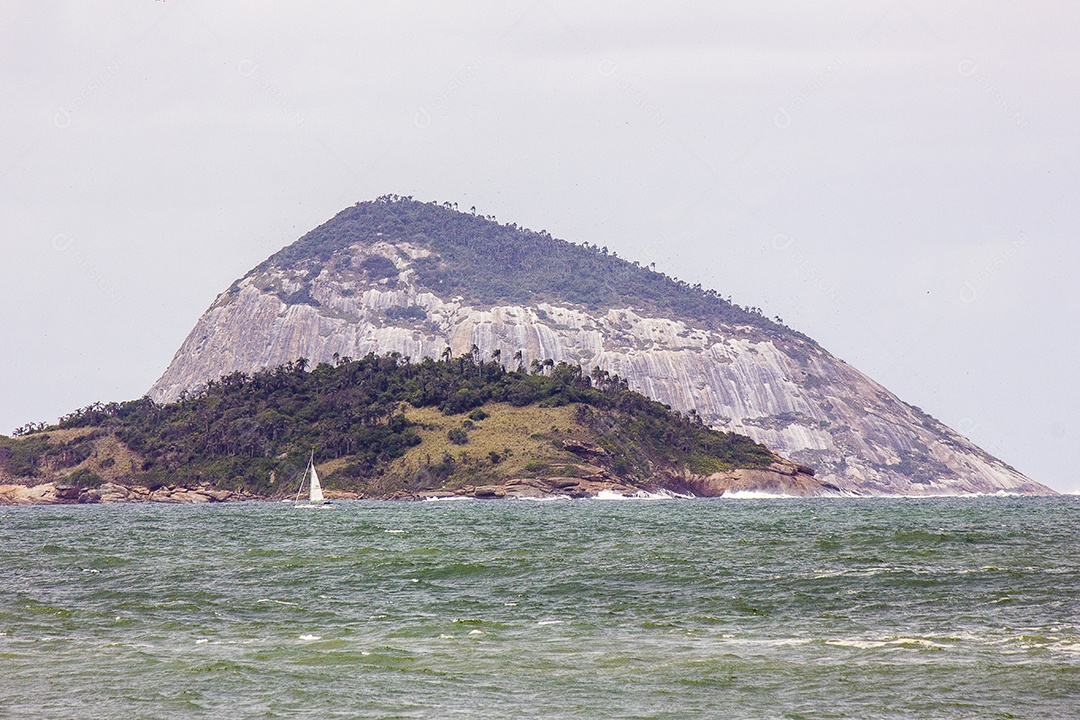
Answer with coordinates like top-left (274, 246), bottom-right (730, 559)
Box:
top-left (821, 637), bottom-right (949, 650)
top-left (591, 489), bottom-right (692, 501)
top-left (721, 490), bottom-right (802, 499)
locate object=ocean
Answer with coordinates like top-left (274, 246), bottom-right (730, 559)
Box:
top-left (1, 496), bottom-right (1077, 719)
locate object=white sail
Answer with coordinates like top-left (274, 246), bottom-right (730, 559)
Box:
top-left (308, 463), bottom-right (324, 504)
top-left (294, 451), bottom-right (330, 508)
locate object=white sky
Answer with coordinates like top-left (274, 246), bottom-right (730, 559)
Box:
top-left (2, 2), bottom-right (1077, 492)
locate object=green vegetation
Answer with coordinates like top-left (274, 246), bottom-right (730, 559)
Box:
top-left (0, 431), bottom-right (99, 479)
top-left (358, 254), bottom-right (399, 280)
top-left (244, 195), bottom-right (806, 337)
top-left (62, 468), bottom-right (104, 489)
top-left (12, 352), bottom-right (774, 496)
top-left (384, 305), bottom-right (426, 322)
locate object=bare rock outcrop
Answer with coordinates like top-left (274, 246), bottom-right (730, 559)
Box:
top-left (148, 230), bottom-right (1053, 497)
top-left (0, 482), bottom-right (254, 506)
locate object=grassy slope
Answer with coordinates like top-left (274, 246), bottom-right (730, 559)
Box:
top-left (2, 404), bottom-right (577, 496)
top-left (388, 404), bottom-right (585, 487)
top-left (3, 354), bottom-right (777, 498)
top-left (0, 429), bottom-right (144, 488)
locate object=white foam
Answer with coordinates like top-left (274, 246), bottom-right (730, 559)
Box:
top-left (513, 494), bottom-right (571, 502)
top-left (887, 637), bottom-right (948, 649)
top-left (824, 639), bottom-right (887, 649)
top-left (537, 620), bottom-right (563, 626)
top-left (299, 633), bottom-right (322, 641)
top-left (824, 636), bottom-right (950, 650)
top-left (591, 489), bottom-right (691, 501)
top-left (883, 491), bottom-right (1028, 499)
top-left (422, 495), bottom-right (474, 502)
top-left (721, 490), bottom-right (801, 499)
top-left (717, 637), bottom-right (813, 648)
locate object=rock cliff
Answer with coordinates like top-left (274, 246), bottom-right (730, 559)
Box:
top-left (149, 198), bottom-right (1052, 496)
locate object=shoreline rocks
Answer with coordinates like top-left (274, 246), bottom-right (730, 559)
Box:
top-left (0, 462), bottom-right (937, 506)
top-left (0, 481), bottom-right (257, 506)
top-left (362, 462), bottom-right (843, 501)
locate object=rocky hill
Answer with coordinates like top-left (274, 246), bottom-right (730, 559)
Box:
top-left (149, 196), bottom-right (1052, 496)
top-left (2, 355), bottom-right (830, 502)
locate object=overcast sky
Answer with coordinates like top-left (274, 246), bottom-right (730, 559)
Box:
top-left (2, 2), bottom-right (1077, 492)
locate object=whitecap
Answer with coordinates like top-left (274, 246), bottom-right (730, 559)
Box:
top-left (537, 620), bottom-right (563, 626)
top-left (299, 633), bottom-right (322, 641)
top-left (823, 636), bottom-right (950, 650)
top-left (721, 490), bottom-right (801, 499)
top-left (887, 637), bottom-right (948, 649)
top-left (592, 489), bottom-right (690, 501)
top-left (824, 639), bottom-right (887, 649)
top-left (1052, 642), bottom-right (1080, 655)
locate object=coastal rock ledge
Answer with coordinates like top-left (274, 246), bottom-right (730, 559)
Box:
top-left (1, 461), bottom-right (835, 505)
top-left (371, 459), bottom-right (836, 501)
top-left (0, 482), bottom-right (257, 506)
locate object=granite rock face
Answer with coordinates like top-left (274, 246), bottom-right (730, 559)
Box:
top-left (0, 481), bottom-right (249, 505)
top-left (149, 233), bottom-right (1051, 496)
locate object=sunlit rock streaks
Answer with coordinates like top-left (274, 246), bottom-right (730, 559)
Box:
top-left (150, 242), bottom-right (1052, 496)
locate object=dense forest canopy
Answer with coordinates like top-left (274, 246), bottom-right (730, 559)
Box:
top-left (250, 195), bottom-right (802, 337)
top-left (5, 353), bottom-right (776, 496)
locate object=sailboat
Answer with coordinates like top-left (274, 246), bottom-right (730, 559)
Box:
top-left (294, 451), bottom-right (332, 509)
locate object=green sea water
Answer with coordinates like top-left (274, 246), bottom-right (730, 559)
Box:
top-left (1, 496), bottom-right (1077, 719)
